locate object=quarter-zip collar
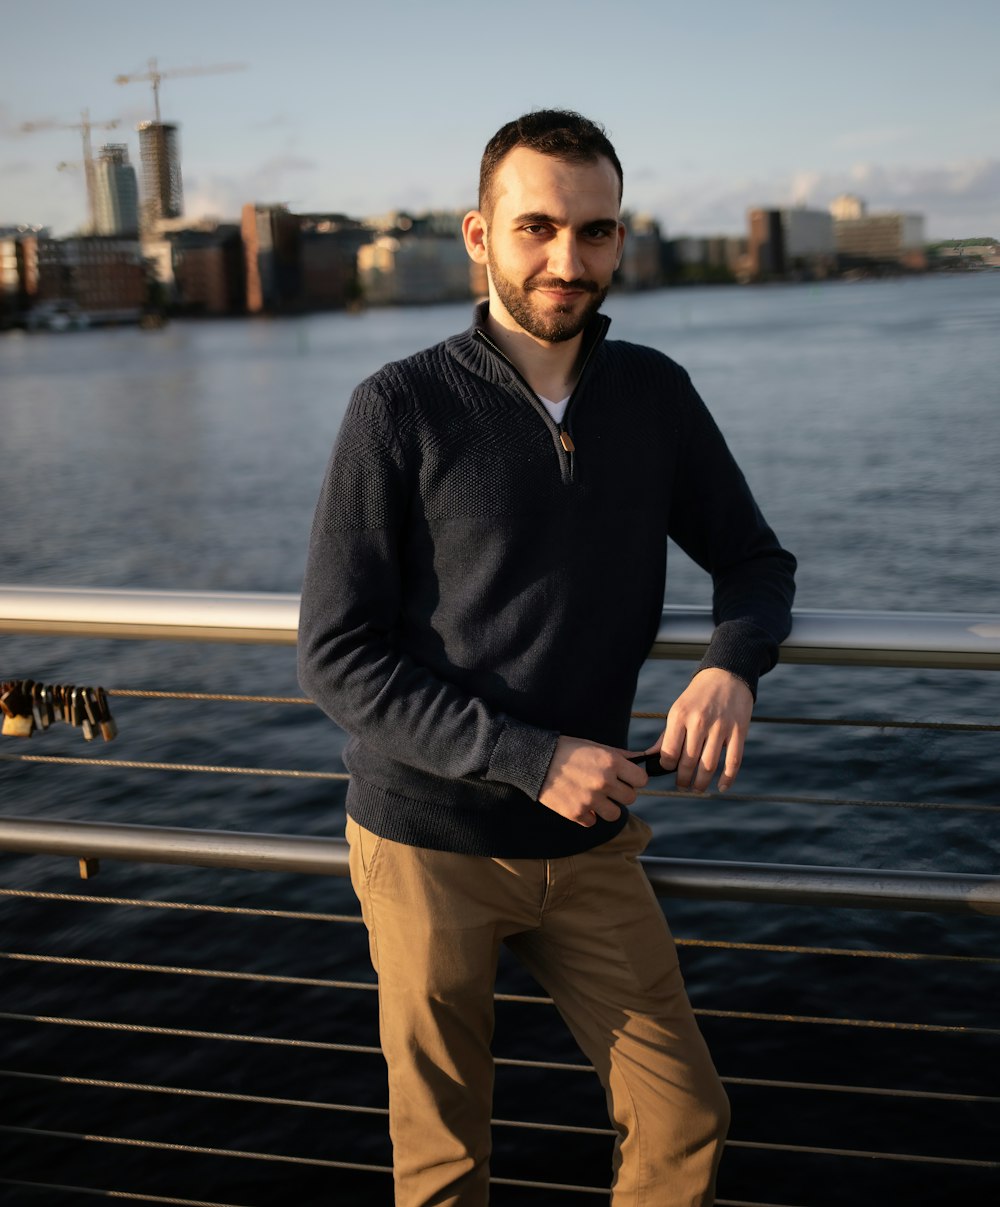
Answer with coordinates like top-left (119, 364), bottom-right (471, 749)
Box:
top-left (446, 300), bottom-right (611, 390)
top-left (450, 302), bottom-right (610, 486)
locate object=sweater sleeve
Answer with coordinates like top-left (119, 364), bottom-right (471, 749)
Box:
top-left (667, 373), bottom-right (797, 697)
top-left (297, 384), bottom-right (559, 800)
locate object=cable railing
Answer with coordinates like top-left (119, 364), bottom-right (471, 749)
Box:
top-left (1, 859), bottom-right (998, 1205)
top-left (2, 587), bottom-right (999, 1205)
top-left (1, 864), bottom-right (998, 1201)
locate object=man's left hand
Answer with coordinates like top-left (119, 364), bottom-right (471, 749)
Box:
top-left (649, 668), bottom-right (753, 793)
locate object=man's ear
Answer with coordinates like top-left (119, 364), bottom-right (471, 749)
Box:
top-left (462, 210), bottom-right (488, 264)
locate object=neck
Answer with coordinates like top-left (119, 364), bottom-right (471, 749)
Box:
top-left (484, 302), bottom-right (585, 400)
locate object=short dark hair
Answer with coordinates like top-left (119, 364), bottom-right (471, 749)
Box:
top-left (478, 109), bottom-right (623, 217)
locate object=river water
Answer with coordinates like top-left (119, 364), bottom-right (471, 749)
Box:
top-left (1, 274), bottom-right (998, 1205)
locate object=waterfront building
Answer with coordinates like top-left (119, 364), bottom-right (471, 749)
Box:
top-left (782, 207), bottom-right (836, 259)
top-left (93, 144), bottom-right (140, 237)
top-left (34, 236), bottom-right (145, 316)
top-left (242, 204), bottom-right (301, 313)
top-left (0, 226), bottom-right (45, 325)
top-left (138, 121), bottom-right (183, 232)
top-left (170, 223), bottom-right (245, 315)
top-left (834, 211), bottom-right (927, 269)
top-left (747, 207), bottom-right (836, 279)
top-left (298, 214), bottom-right (371, 310)
top-left (358, 232), bottom-right (472, 305)
top-left (618, 213), bottom-right (663, 290)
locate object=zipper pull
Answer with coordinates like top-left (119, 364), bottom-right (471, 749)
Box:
top-left (560, 430), bottom-right (575, 453)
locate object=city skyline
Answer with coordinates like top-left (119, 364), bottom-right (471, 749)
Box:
top-left (2, 0), bottom-right (997, 242)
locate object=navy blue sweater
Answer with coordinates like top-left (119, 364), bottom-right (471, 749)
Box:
top-left (298, 305), bottom-right (796, 857)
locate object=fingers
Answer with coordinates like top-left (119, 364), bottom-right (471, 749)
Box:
top-left (662, 721), bottom-right (727, 792)
top-left (539, 737), bottom-right (648, 827)
top-left (656, 669), bottom-right (753, 793)
top-left (717, 729), bottom-right (745, 793)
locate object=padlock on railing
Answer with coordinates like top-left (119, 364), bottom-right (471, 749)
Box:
top-left (1, 680), bottom-right (35, 738)
top-left (1, 678), bottom-right (118, 741)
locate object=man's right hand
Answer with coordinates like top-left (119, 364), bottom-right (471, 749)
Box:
top-left (538, 736), bottom-right (649, 827)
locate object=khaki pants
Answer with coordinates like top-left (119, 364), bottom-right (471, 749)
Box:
top-left (346, 812), bottom-right (729, 1207)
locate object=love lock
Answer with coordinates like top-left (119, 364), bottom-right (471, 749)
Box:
top-left (1, 680), bottom-right (35, 738)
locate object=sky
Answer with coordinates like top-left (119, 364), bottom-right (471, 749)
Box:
top-left (2, 0), bottom-right (997, 241)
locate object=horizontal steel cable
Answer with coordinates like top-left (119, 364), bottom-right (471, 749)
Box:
top-left (0, 1126), bottom-right (611, 1195)
top-left (0, 753), bottom-right (349, 780)
top-left (1, 951), bottom-right (379, 992)
top-left (723, 1137), bottom-right (999, 1169)
top-left (109, 690), bottom-right (314, 705)
top-left (721, 1076), bottom-right (1000, 1105)
top-left (5, 1122), bottom-right (996, 1174)
top-left (0, 1123), bottom-right (391, 1173)
top-left (0, 1012), bottom-right (585, 1068)
top-left (12, 953), bottom-right (996, 1038)
top-left (0, 1068), bottom-right (617, 1135)
top-left (695, 1008), bottom-right (1000, 1036)
top-left (5, 1066), bottom-right (998, 1119)
top-left (2, 751), bottom-right (996, 814)
top-left (488, 1175), bottom-right (605, 1195)
top-left (5, 1002), bottom-right (998, 1060)
top-left (0, 1180), bottom-right (249, 1207)
top-left (1, 1067), bottom-right (392, 1117)
top-left (0, 887), bottom-right (363, 923)
top-left (716, 1200), bottom-right (808, 1207)
top-left (4, 890), bottom-right (994, 965)
top-left (0, 1011), bottom-right (383, 1055)
top-left (677, 938), bottom-right (1000, 965)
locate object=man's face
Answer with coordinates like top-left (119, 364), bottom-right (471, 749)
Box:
top-left (481, 147), bottom-right (624, 344)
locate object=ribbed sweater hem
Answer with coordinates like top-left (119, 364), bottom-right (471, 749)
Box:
top-left (345, 777), bottom-right (629, 859)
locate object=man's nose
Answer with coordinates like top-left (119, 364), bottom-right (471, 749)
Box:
top-left (547, 233), bottom-right (584, 282)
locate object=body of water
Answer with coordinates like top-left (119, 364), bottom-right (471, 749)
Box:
top-left (1, 274), bottom-right (998, 1204)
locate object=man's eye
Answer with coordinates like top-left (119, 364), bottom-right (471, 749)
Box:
top-left (523, 224), bottom-right (548, 235)
top-left (586, 228), bottom-right (610, 239)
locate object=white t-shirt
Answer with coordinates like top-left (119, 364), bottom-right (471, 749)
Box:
top-left (537, 394), bottom-right (571, 424)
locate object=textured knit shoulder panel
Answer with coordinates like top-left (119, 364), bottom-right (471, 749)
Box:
top-left (314, 378), bottom-right (408, 532)
top-left (362, 342), bottom-right (565, 521)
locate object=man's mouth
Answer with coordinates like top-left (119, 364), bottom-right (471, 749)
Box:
top-left (528, 277), bottom-right (599, 296)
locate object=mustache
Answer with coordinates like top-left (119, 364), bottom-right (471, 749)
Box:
top-left (526, 276), bottom-right (601, 294)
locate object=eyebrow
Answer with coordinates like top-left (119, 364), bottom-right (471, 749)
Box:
top-left (511, 211), bottom-right (619, 232)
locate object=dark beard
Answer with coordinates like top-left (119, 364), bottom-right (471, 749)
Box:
top-left (487, 248), bottom-right (608, 343)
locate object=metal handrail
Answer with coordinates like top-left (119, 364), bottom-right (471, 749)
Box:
top-left (2, 817), bottom-right (998, 916)
top-left (2, 585), bottom-right (1000, 668)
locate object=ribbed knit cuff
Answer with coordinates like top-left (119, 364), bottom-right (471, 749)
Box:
top-left (696, 619), bottom-right (780, 701)
top-left (486, 719), bottom-right (561, 801)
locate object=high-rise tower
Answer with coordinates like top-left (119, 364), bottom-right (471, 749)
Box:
top-left (138, 121), bottom-right (183, 231)
top-left (93, 143), bottom-right (139, 236)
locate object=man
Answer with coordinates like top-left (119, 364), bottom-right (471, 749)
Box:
top-left (298, 110), bottom-right (796, 1206)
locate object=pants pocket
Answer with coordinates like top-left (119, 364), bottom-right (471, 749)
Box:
top-left (345, 816), bottom-right (382, 971)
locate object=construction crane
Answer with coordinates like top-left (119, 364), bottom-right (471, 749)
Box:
top-left (19, 109), bottom-right (121, 233)
top-left (114, 57), bottom-right (246, 124)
